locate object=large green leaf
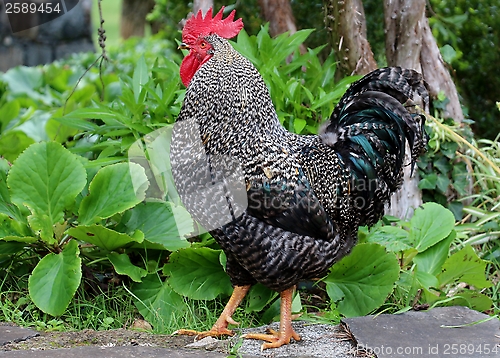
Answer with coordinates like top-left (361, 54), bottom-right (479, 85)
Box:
top-left (132, 274), bottom-right (186, 332)
top-left (408, 202), bottom-right (455, 252)
top-left (438, 245), bottom-right (492, 289)
top-left (164, 247), bottom-right (233, 300)
top-left (414, 231), bottom-right (455, 276)
top-left (365, 225), bottom-right (412, 252)
top-left (67, 225), bottom-right (144, 251)
top-left (107, 252), bottom-right (147, 283)
top-left (125, 201), bottom-right (192, 251)
top-left (28, 240), bottom-right (82, 316)
top-left (324, 243), bottom-right (399, 317)
top-left (7, 142), bottom-right (87, 243)
top-left (78, 162), bottom-right (148, 225)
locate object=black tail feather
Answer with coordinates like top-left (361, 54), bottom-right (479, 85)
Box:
top-left (320, 67), bottom-right (428, 226)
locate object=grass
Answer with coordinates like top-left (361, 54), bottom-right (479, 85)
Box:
top-left (0, 277), bottom-right (137, 331)
top-left (0, 271), bottom-right (260, 334)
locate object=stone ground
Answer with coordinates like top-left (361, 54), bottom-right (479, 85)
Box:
top-left (0, 306), bottom-right (498, 358)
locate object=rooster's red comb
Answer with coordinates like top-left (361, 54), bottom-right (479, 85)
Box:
top-left (182, 7), bottom-right (243, 44)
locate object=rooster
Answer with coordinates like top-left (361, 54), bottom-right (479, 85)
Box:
top-left (170, 8), bottom-right (427, 349)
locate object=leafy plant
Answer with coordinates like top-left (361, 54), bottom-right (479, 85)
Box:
top-left (360, 202), bottom-right (493, 313)
top-left (232, 25), bottom-right (359, 134)
top-left (0, 24), bottom-right (496, 335)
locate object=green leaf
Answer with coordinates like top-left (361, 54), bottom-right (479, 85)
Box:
top-left (293, 118), bottom-right (307, 134)
top-left (418, 173), bottom-right (438, 190)
top-left (233, 29), bottom-right (259, 66)
top-left (2, 66), bottom-right (44, 99)
top-left (7, 142), bottom-right (87, 243)
top-left (408, 203), bottom-right (455, 252)
top-left (53, 111), bottom-right (101, 131)
top-left (78, 162), bottom-right (148, 225)
top-left (133, 56), bottom-right (149, 103)
top-left (125, 201), bottom-right (192, 251)
top-left (245, 283), bottom-right (278, 313)
top-left (132, 274), bottom-right (186, 332)
top-left (28, 240), bottom-right (82, 316)
top-left (435, 174), bottom-right (451, 194)
top-left (1, 236), bottom-right (37, 243)
top-left (0, 213), bottom-right (30, 238)
top-left (324, 243), bottom-right (399, 317)
top-left (16, 110), bottom-right (51, 142)
top-left (260, 290), bottom-right (302, 324)
top-left (0, 241), bottom-right (26, 256)
top-left (164, 247), bottom-right (233, 300)
top-left (414, 270), bottom-right (439, 290)
top-left (0, 159), bottom-right (25, 222)
top-left (452, 164), bottom-right (469, 196)
top-left (0, 99), bottom-right (20, 129)
top-left (414, 231), bottom-right (455, 276)
top-left (45, 118), bottom-right (79, 144)
top-left (440, 44), bottom-right (457, 64)
top-left (433, 156), bottom-right (452, 174)
top-left (0, 131), bottom-right (35, 163)
top-left (67, 225), bottom-right (144, 251)
top-left (365, 225), bottom-right (412, 252)
top-left (107, 252), bottom-right (147, 283)
top-left (438, 245), bottom-right (492, 289)
top-left (447, 290), bottom-right (492, 312)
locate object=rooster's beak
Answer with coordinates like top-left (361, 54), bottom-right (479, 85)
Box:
top-left (178, 43), bottom-right (190, 50)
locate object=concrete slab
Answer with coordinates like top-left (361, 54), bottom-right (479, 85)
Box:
top-left (343, 306), bottom-right (500, 358)
top-left (0, 325), bottom-right (39, 346)
top-left (0, 346), bottom-right (233, 358)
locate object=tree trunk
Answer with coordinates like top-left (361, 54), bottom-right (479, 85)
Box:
top-left (324, 0), bottom-right (377, 77)
top-left (383, 0), bottom-right (465, 219)
top-left (120, 0), bottom-right (155, 39)
top-left (384, 0), bottom-right (463, 121)
top-left (258, 0), bottom-right (298, 38)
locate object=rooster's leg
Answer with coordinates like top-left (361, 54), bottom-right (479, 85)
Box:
top-left (173, 285), bottom-right (250, 339)
top-left (243, 286), bottom-right (300, 350)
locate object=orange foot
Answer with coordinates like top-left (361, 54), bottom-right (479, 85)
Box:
top-left (173, 313), bottom-right (240, 338)
top-left (173, 285), bottom-right (250, 340)
top-left (243, 286), bottom-right (301, 350)
top-left (244, 326), bottom-right (300, 350)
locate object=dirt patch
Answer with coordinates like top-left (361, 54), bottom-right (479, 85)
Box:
top-left (1, 324), bottom-right (194, 352)
top-left (1, 321), bottom-right (357, 357)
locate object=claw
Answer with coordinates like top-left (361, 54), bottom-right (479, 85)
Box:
top-left (172, 285), bottom-right (250, 340)
top-left (172, 328), bottom-right (234, 339)
top-left (243, 286), bottom-right (301, 350)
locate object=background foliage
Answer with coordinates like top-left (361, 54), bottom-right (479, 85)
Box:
top-left (149, 0), bottom-right (500, 139)
top-left (0, 1), bottom-right (498, 334)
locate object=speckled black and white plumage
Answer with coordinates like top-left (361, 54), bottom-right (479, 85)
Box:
top-left (170, 34), bottom-right (427, 292)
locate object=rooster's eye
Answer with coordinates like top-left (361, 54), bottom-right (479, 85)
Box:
top-left (200, 42), bottom-right (207, 48)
